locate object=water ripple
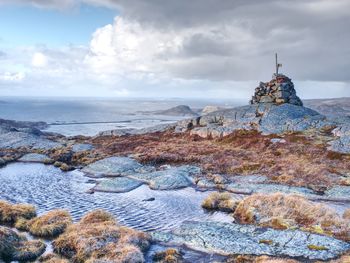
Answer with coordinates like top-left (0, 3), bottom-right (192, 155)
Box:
top-left (0, 163), bottom-right (232, 232)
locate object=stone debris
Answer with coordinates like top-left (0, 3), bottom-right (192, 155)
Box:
top-left (250, 74), bottom-right (303, 106)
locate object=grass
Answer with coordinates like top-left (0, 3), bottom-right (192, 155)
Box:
top-left (343, 209), bottom-right (350, 220)
top-left (0, 200), bottom-right (36, 225)
top-left (153, 248), bottom-right (183, 262)
top-left (233, 193), bottom-right (350, 241)
top-left (52, 210), bottom-right (150, 263)
top-left (0, 226), bottom-right (45, 262)
top-left (26, 210), bottom-right (72, 238)
top-left (38, 253), bottom-right (70, 263)
top-left (201, 192), bottom-right (239, 213)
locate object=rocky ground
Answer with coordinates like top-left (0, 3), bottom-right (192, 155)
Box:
top-left (0, 102), bottom-right (350, 262)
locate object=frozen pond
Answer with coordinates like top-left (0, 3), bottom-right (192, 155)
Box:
top-left (0, 163), bottom-right (232, 232)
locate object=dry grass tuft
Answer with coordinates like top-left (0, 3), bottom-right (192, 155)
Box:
top-left (343, 209), bottom-right (350, 220)
top-left (153, 248), bottom-right (183, 263)
top-left (53, 210), bottom-right (150, 263)
top-left (0, 200), bottom-right (36, 225)
top-left (202, 192), bottom-right (239, 213)
top-left (0, 226), bottom-right (45, 262)
top-left (38, 253), bottom-right (70, 263)
top-left (233, 193), bottom-right (350, 241)
top-left (80, 209), bottom-right (115, 225)
top-left (26, 210), bottom-right (72, 238)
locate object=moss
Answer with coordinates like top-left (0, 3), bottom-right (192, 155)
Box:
top-left (53, 161), bottom-right (62, 167)
top-left (307, 244), bottom-right (328, 251)
top-left (153, 248), bottom-right (183, 263)
top-left (27, 210), bottom-right (72, 238)
top-left (59, 163), bottom-right (73, 172)
top-left (0, 201), bottom-right (36, 225)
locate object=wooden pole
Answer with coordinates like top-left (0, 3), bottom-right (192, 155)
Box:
top-left (275, 53), bottom-right (278, 75)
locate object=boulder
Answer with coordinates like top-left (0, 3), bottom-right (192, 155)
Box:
top-left (82, 157), bottom-right (154, 178)
top-left (72, 143), bottom-right (94, 153)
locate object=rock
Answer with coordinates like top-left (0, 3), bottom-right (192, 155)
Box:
top-left (19, 153), bottom-right (53, 163)
top-left (0, 158), bottom-right (6, 167)
top-left (177, 104), bottom-right (331, 137)
top-left (325, 186), bottom-right (350, 198)
top-left (328, 135), bottom-right (350, 154)
top-left (0, 119), bottom-right (61, 150)
top-left (152, 221), bottom-right (350, 261)
top-left (202, 106), bottom-right (226, 115)
top-left (72, 143), bottom-right (94, 152)
top-left (82, 157), bottom-right (154, 178)
top-left (225, 181), bottom-right (316, 197)
top-left (129, 165), bottom-right (200, 190)
top-left (93, 177), bottom-right (143, 193)
top-left (98, 123), bottom-right (174, 137)
top-left (270, 138), bottom-right (286, 144)
top-left (250, 74), bottom-right (303, 106)
top-left (142, 197), bottom-right (155, 202)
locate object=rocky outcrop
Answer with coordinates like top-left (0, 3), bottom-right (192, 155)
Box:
top-left (176, 103), bottom-right (331, 137)
top-left (152, 221), bottom-right (350, 261)
top-left (250, 74), bottom-right (303, 106)
top-left (0, 119), bottom-right (61, 150)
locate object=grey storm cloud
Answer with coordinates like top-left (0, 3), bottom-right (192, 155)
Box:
top-left (0, 0), bottom-right (349, 83)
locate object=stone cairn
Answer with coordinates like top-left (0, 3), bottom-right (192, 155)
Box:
top-left (250, 74), bottom-right (303, 106)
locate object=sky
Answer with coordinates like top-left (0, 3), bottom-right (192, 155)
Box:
top-left (0, 0), bottom-right (349, 100)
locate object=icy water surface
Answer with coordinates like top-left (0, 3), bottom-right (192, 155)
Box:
top-left (0, 162), bottom-right (232, 232)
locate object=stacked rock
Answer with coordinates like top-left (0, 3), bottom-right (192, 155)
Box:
top-left (250, 74), bottom-right (303, 106)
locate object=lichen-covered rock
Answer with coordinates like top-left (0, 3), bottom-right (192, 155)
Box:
top-left (93, 177), bottom-right (143, 193)
top-left (82, 157), bottom-right (153, 177)
top-left (328, 135), bottom-right (350, 154)
top-left (152, 221), bottom-right (350, 261)
top-left (19, 153), bottom-right (53, 163)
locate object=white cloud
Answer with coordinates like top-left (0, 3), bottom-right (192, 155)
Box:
top-left (31, 52), bottom-right (48, 67)
top-left (0, 72), bottom-right (25, 82)
top-left (0, 0), bottom-right (349, 99)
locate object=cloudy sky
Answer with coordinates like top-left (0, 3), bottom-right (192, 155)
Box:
top-left (0, 0), bottom-right (349, 99)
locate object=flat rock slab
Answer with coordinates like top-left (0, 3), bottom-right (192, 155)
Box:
top-left (93, 177), bottom-right (143, 193)
top-left (325, 186), bottom-right (350, 198)
top-left (225, 182), bottom-right (316, 197)
top-left (129, 165), bottom-right (199, 190)
top-left (152, 221), bottom-right (350, 261)
top-left (0, 131), bottom-right (61, 150)
top-left (82, 157), bottom-right (154, 178)
top-left (19, 153), bottom-right (53, 163)
top-left (328, 135), bottom-right (350, 154)
top-left (72, 143), bottom-right (94, 152)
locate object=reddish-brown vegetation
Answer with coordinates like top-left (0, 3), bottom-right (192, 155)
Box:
top-left (233, 193), bottom-right (350, 241)
top-left (90, 130), bottom-right (350, 188)
top-left (0, 201), bottom-right (36, 225)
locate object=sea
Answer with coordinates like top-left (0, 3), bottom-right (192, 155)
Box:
top-left (0, 97), bottom-right (245, 136)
